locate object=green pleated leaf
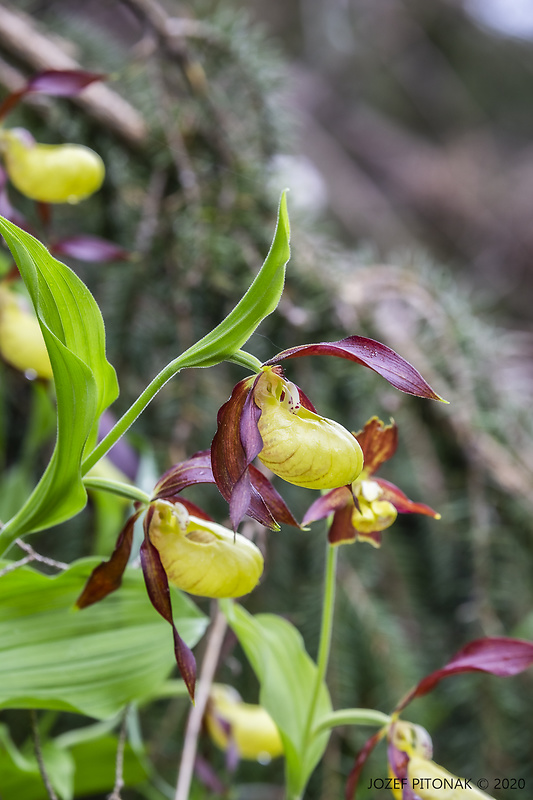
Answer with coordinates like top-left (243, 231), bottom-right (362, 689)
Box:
top-left (222, 600), bottom-right (332, 799)
top-left (0, 216), bottom-right (119, 549)
top-left (176, 191), bottom-right (290, 369)
top-left (0, 558), bottom-right (208, 719)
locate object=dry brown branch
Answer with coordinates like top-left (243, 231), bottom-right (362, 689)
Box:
top-left (174, 603), bottom-right (227, 800)
top-left (31, 710), bottom-right (59, 800)
top-left (0, 4), bottom-right (147, 146)
top-left (0, 539), bottom-right (69, 578)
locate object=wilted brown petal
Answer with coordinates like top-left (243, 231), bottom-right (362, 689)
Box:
top-left (76, 510), bottom-right (140, 609)
top-left (354, 417), bottom-right (398, 475)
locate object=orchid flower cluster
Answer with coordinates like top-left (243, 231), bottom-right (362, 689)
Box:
top-left (76, 332), bottom-right (443, 698)
top-left (1, 97), bottom-right (532, 798)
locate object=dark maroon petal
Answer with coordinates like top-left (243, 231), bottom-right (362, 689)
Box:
top-left (76, 510), bottom-right (140, 608)
top-left (303, 486), bottom-right (353, 527)
top-left (355, 417), bottom-right (398, 475)
top-left (328, 504), bottom-right (358, 545)
top-left (375, 478), bottom-right (440, 518)
top-left (141, 508), bottom-right (196, 701)
top-left (26, 69), bottom-right (106, 96)
top-left (52, 235), bottom-right (129, 263)
top-left (248, 464), bottom-right (300, 528)
top-left (387, 737), bottom-right (417, 800)
top-left (264, 336), bottom-right (445, 401)
top-left (229, 472), bottom-right (254, 531)
top-left (240, 384), bottom-right (263, 462)
top-left (396, 637), bottom-right (533, 712)
top-left (154, 450), bottom-right (214, 499)
top-left (296, 385), bottom-right (317, 413)
top-left (212, 376), bottom-right (264, 529)
top-left (211, 378), bottom-right (254, 501)
top-left (345, 729), bottom-right (385, 800)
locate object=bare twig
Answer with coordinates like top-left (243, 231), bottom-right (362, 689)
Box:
top-left (31, 710), bottom-right (59, 800)
top-left (0, 4), bottom-right (147, 146)
top-left (174, 603), bottom-right (228, 800)
top-left (0, 539), bottom-right (69, 578)
top-left (108, 705), bottom-right (131, 800)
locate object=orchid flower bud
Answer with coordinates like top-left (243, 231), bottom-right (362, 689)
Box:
top-left (148, 500), bottom-right (263, 598)
top-left (254, 368), bottom-right (364, 490)
top-left (206, 683), bottom-right (283, 762)
top-left (0, 286), bottom-right (53, 379)
top-left (0, 129), bottom-right (105, 203)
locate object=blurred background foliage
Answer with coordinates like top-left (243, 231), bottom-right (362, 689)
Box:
top-left (0, 0), bottom-right (532, 798)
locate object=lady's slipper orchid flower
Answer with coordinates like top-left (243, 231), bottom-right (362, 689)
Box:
top-left (387, 720), bottom-right (495, 800)
top-left (212, 336), bottom-right (444, 529)
top-left (347, 637), bottom-right (533, 800)
top-left (0, 128), bottom-right (105, 204)
top-left (77, 454), bottom-right (282, 701)
top-left (206, 683), bottom-right (284, 762)
top-left (148, 499), bottom-right (263, 598)
top-left (303, 417), bottom-right (440, 546)
top-left (0, 284), bottom-right (53, 379)
top-left (254, 367), bottom-right (364, 488)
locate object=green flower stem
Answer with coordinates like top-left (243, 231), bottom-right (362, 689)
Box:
top-left (81, 348), bottom-right (260, 476)
top-left (312, 708), bottom-right (390, 737)
top-left (228, 350), bottom-right (263, 373)
top-left (302, 542), bottom-right (338, 754)
top-left (82, 477), bottom-right (151, 505)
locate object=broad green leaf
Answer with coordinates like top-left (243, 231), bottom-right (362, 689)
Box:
top-left (0, 724), bottom-right (147, 800)
top-left (0, 558), bottom-right (208, 719)
top-left (176, 191), bottom-right (290, 368)
top-left (222, 601), bottom-right (332, 799)
top-left (0, 216), bottom-right (118, 550)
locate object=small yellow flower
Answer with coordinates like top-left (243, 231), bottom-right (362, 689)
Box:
top-left (0, 129), bottom-right (104, 203)
top-left (254, 367), bottom-right (364, 490)
top-left (389, 721), bottom-right (495, 800)
top-left (206, 683), bottom-right (284, 762)
top-left (148, 499), bottom-right (264, 598)
top-left (0, 285), bottom-right (53, 379)
top-left (351, 479), bottom-right (397, 538)
top-left (304, 418), bottom-right (440, 547)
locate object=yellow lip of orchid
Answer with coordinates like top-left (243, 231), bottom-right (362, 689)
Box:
top-left (407, 756), bottom-right (496, 800)
top-left (206, 683), bottom-right (284, 762)
top-left (351, 479), bottom-right (398, 537)
top-left (0, 286), bottom-right (53, 379)
top-left (0, 129), bottom-right (105, 204)
top-left (388, 721), bottom-right (496, 800)
top-left (148, 499), bottom-right (264, 599)
top-left (254, 368), bottom-right (364, 490)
